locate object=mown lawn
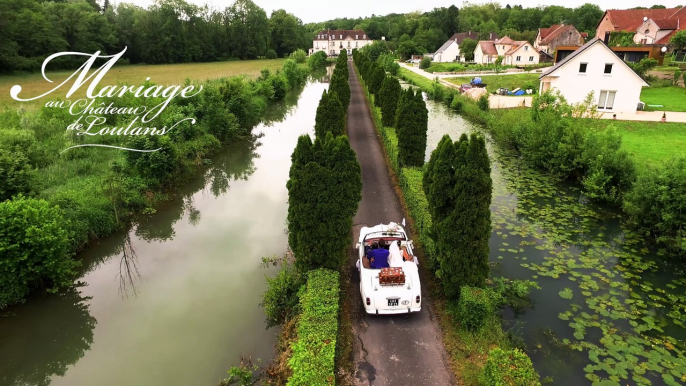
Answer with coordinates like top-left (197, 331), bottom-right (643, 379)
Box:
top-left (0, 58), bottom-right (286, 106)
top-left (610, 121), bottom-right (686, 171)
top-left (399, 67), bottom-right (438, 90)
top-left (445, 73), bottom-right (540, 93)
top-left (640, 86), bottom-right (686, 112)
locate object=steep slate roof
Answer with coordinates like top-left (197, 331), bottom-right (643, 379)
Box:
top-left (539, 24), bottom-right (579, 45)
top-left (314, 29), bottom-right (369, 41)
top-left (478, 41), bottom-right (498, 55)
top-left (435, 32), bottom-right (480, 53)
top-left (539, 38), bottom-right (649, 86)
top-left (597, 8), bottom-right (680, 32)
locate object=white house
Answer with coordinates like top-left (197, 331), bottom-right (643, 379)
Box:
top-left (432, 31), bottom-right (480, 62)
top-left (310, 29), bottom-right (373, 56)
top-left (473, 36), bottom-right (540, 65)
top-left (539, 38), bottom-right (649, 114)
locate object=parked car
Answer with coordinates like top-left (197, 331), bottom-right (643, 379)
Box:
top-left (459, 84), bottom-right (472, 93)
top-left (356, 223), bottom-right (421, 315)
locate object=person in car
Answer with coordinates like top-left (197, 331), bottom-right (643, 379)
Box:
top-left (367, 240), bottom-right (390, 269)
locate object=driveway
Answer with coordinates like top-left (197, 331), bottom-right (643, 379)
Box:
top-left (345, 61), bottom-right (454, 386)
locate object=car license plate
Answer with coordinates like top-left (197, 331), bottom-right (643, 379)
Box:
top-left (388, 299), bottom-right (399, 307)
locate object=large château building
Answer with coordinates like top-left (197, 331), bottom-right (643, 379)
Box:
top-left (310, 30), bottom-right (373, 56)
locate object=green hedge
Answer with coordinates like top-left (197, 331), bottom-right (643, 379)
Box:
top-left (482, 348), bottom-right (541, 386)
top-left (288, 269), bottom-right (340, 386)
top-left (456, 286), bottom-right (492, 331)
top-left (398, 167), bottom-right (435, 268)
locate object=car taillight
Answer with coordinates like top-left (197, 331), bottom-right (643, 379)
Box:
top-left (416, 295), bottom-right (420, 304)
top-left (366, 297), bottom-right (371, 306)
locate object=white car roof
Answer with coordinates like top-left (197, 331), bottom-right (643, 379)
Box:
top-left (359, 223), bottom-right (406, 242)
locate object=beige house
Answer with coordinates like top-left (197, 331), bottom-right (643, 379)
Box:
top-left (474, 36), bottom-right (540, 65)
top-left (310, 30), bottom-right (373, 56)
top-left (539, 38), bottom-right (648, 114)
top-left (534, 24), bottom-right (585, 55)
top-left (432, 31), bottom-right (481, 62)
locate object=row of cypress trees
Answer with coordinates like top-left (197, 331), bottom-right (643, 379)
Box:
top-left (423, 133), bottom-right (492, 300)
top-left (353, 50), bottom-right (428, 168)
top-left (287, 51), bottom-right (362, 272)
top-left (314, 52), bottom-right (350, 139)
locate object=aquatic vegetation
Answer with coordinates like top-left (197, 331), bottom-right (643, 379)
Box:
top-left (488, 144), bottom-right (686, 384)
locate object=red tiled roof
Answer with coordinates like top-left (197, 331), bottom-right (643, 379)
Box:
top-left (479, 41), bottom-right (497, 55)
top-left (652, 18), bottom-right (679, 29)
top-left (505, 41), bottom-right (536, 55)
top-left (314, 30), bottom-right (369, 41)
top-left (496, 36), bottom-right (515, 45)
top-left (581, 32), bottom-right (589, 38)
top-left (602, 8), bottom-right (680, 32)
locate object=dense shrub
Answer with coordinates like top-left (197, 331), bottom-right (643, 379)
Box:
top-left (308, 51), bottom-right (328, 70)
top-left (624, 158), bottom-right (686, 258)
top-left (288, 269), bottom-right (340, 386)
top-left (290, 49), bottom-right (307, 63)
top-left (367, 62), bottom-right (386, 95)
top-left (0, 196), bottom-right (79, 308)
top-left (377, 53), bottom-right (400, 76)
top-left (482, 348), bottom-right (541, 386)
top-left (329, 71), bottom-right (351, 110)
top-left (0, 149), bottom-right (33, 202)
top-left (266, 49), bottom-right (278, 59)
top-left (456, 286), bottom-right (492, 331)
top-left (314, 90), bottom-right (346, 138)
top-left (419, 56), bottom-right (432, 69)
top-left (478, 94), bottom-right (490, 112)
top-left (424, 134), bottom-right (492, 300)
top-left (377, 76), bottom-right (401, 127)
top-left (262, 262), bottom-right (304, 327)
top-left (287, 134), bottom-right (362, 271)
top-left (396, 88), bottom-right (428, 167)
top-left (283, 59), bottom-right (308, 87)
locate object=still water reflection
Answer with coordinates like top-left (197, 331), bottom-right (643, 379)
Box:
top-left (0, 80), bottom-right (327, 386)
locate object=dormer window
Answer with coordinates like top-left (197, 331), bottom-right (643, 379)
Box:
top-left (340, 34), bottom-right (343, 39)
top-left (356, 35), bottom-right (358, 39)
top-left (363, 35), bottom-right (366, 39)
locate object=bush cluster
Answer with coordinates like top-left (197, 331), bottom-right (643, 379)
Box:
top-left (456, 286), bottom-right (492, 331)
top-left (288, 269), bottom-right (340, 386)
top-left (424, 134), bottom-right (492, 300)
top-left (308, 51), bottom-right (328, 70)
top-left (287, 134), bottom-right (362, 272)
top-left (377, 76), bottom-right (402, 128)
top-left (396, 88), bottom-right (428, 167)
top-left (481, 348), bottom-right (541, 386)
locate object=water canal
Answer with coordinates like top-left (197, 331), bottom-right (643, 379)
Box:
top-left (0, 79), bottom-right (327, 386)
top-left (422, 96), bottom-right (686, 385)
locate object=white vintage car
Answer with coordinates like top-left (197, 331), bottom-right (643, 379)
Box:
top-left (356, 223), bottom-right (421, 314)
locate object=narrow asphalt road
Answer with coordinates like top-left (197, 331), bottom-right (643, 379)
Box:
top-left (345, 60), bottom-right (454, 386)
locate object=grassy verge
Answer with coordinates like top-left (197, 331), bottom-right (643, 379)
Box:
top-left (0, 58), bottom-right (287, 107)
top-left (288, 269), bottom-right (340, 386)
top-left (444, 74), bottom-right (540, 93)
top-left (398, 67), bottom-right (437, 91)
top-left (607, 121), bottom-right (686, 171)
top-left (357, 65), bottom-right (533, 385)
top-left (640, 86), bottom-right (686, 112)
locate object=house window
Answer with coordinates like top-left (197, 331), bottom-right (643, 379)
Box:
top-left (516, 56), bottom-right (521, 61)
top-left (598, 90), bottom-right (616, 110)
top-left (356, 42), bottom-right (358, 47)
top-left (524, 45), bottom-right (529, 51)
top-left (348, 42), bottom-right (350, 48)
top-left (528, 56), bottom-right (533, 61)
top-left (640, 38), bottom-right (647, 44)
top-left (604, 63), bottom-right (613, 74)
top-left (363, 35), bottom-right (366, 39)
top-left (340, 35), bottom-right (343, 39)
top-left (316, 42), bottom-right (319, 48)
top-left (579, 62), bottom-right (588, 73)
top-left (355, 34), bottom-right (358, 39)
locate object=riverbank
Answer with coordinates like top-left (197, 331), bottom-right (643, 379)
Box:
top-left (0, 60), bottom-right (309, 309)
top-left (395, 60), bottom-right (686, 384)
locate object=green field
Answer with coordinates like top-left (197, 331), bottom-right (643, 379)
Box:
top-left (445, 73), bottom-right (540, 93)
top-left (399, 67), bottom-right (438, 90)
top-left (610, 121), bottom-right (686, 171)
top-left (0, 59), bottom-right (286, 107)
top-left (640, 86), bottom-right (686, 112)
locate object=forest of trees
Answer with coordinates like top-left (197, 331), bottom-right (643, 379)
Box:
top-left (0, 0), bottom-right (310, 72)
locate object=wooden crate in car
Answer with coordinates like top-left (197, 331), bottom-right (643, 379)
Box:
top-left (379, 267), bottom-right (405, 285)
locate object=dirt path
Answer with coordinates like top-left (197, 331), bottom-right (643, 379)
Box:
top-left (344, 60), bottom-right (454, 386)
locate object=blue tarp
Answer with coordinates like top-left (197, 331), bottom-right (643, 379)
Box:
top-left (514, 90), bottom-right (525, 96)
